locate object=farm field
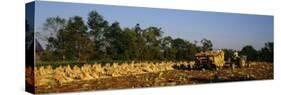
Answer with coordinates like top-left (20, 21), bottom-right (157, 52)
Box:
top-left (29, 62), bottom-right (273, 93)
top-left (26, 1), bottom-right (274, 94)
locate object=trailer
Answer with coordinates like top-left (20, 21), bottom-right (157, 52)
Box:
top-left (195, 51), bottom-right (225, 70)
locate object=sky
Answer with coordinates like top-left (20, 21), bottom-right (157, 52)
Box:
top-left (29, 1), bottom-right (273, 50)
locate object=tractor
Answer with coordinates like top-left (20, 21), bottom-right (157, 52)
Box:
top-left (225, 52), bottom-right (247, 69)
top-left (194, 50), bottom-right (246, 70)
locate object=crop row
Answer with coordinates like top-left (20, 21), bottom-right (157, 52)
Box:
top-left (27, 61), bottom-right (194, 86)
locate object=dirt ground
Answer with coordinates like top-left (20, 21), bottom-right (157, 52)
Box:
top-left (35, 62), bottom-right (273, 93)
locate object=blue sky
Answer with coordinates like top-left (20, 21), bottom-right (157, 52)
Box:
top-left (31, 1), bottom-right (273, 50)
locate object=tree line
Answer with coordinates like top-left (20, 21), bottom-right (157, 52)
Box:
top-left (36, 10), bottom-right (273, 63)
top-left (223, 42), bottom-right (273, 62)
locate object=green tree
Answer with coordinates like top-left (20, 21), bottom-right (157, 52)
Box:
top-left (47, 16), bottom-right (92, 62)
top-left (260, 42), bottom-right (273, 62)
top-left (143, 27), bottom-right (163, 60)
top-left (87, 11), bottom-right (108, 38)
top-left (134, 24), bottom-right (145, 60)
top-left (103, 22), bottom-right (123, 60)
top-left (186, 41), bottom-right (198, 60)
top-left (161, 36), bottom-right (173, 60)
top-left (171, 38), bottom-right (187, 60)
top-left (42, 16), bottom-right (66, 61)
top-left (43, 16), bottom-right (66, 38)
top-left (87, 11), bottom-right (110, 59)
top-left (68, 16), bottom-right (92, 62)
top-left (120, 28), bottom-right (138, 60)
top-left (240, 45), bottom-right (257, 61)
top-left (201, 38), bottom-right (213, 52)
top-left (40, 11), bottom-right (226, 63)
top-left (222, 49), bottom-right (235, 61)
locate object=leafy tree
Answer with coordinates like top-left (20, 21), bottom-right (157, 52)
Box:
top-left (87, 11), bottom-right (109, 59)
top-left (259, 42), bottom-right (273, 62)
top-left (87, 11), bottom-right (108, 38)
top-left (41, 16), bottom-right (66, 61)
top-left (161, 36), bottom-right (173, 60)
top-left (67, 16), bottom-right (91, 61)
top-left (120, 28), bottom-right (138, 60)
top-left (142, 27), bottom-right (163, 60)
top-left (43, 16), bottom-right (66, 38)
top-left (222, 49), bottom-right (235, 61)
top-left (134, 24), bottom-right (145, 60)
top-left (47, 16), bottom-right (92, 62)
top-left (103, 22), bottom-right (123, 59)
top-left (40, 10), bottom-right (231, 63)
top-left (240, 45), bottom-right (257, 61)
top-left (171, 38), bottom-right (187, 60)
top-left (186, 41), bottom-right (198, 60)
top-left (201, 38), bottom-right (213, 52)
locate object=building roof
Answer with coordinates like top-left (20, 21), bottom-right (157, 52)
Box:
top-left (35, 39), bottom-right (43, 52)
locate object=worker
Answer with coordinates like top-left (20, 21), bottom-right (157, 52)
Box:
top-left (234, 51), bottom-right (239, 58)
